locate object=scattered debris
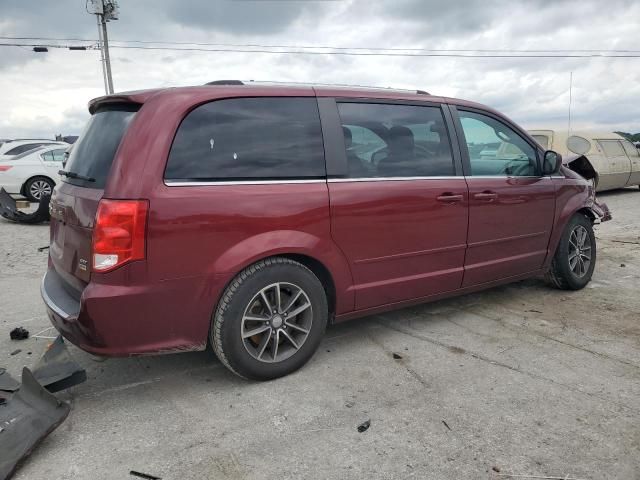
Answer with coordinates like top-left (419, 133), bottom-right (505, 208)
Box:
top-left (357, 419), bottom-right (371, 433)
top-left (0, 368), bottom-right (70, 480)
top-left (0, 369), bottom-right (20, 392)
top-left (526, 309), bottom-right (543, 313)
top-left (492, 466), bottom-right (501, 472)
top-left (32, 335), bottom-right (87, 393)
top-left (0, 188), bottom-right (51, 224)
top-left (37, 245), bottom-right (50, 252)
top-left (9, 327), bottom-right (29, 340)
top-left (620, 263), bottom-right (626, 267)
top-left (392, 353), bottom-right (403, 360)
top-left (442, 420), bottom-right (452, 431)
top-left (130, 470), bottom-right (162, 479)
top-left (0, 336), bottom-right (86, 478)
top-left (448, 346), bottom-right (466, 354)
top-left (10, 349), bottom-right (21, 356)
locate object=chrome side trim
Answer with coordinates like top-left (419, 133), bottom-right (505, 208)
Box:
top-left (328, 176), bottom-right (463, 183)
top-left (465, 175), bottom-right (549, 180)
top-left (164, 179), bottom-right (326, 186)
top-left (40, 274), bottom-right (72, 321)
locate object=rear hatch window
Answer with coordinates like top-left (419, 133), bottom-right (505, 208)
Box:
top-left (63, 104), bottom-right (139, 189)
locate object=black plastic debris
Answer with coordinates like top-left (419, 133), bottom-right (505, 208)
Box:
top-left (130, 470), bottom-right (162, 479)
top-left (0, 336), bottom-right (86, 479)
top-left (0, 369), bottom-right (20, 393)
top-left (357, 419), bottom-right (371, 433)
top-left (10, 349), bottom-right (21, 356)
top-left (0, 188), bottom-right (51, 225)
top-left (442, 420), bottom-right (452, 431)
top-left (0, 368), bottom-right (71, 480)
top-left (37, 245), bottom-right (50, 252)
top-left (9, 328), bottom-right (29, 340)
top-left (32, 335), bottom-right (87, 393)
top-left (392, 353), bottom-right (403, 360)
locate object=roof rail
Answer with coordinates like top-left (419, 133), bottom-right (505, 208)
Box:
top-left (204, 80), bottom-right (244, 86)
top-left (203, 79), bottom-right (430, 95)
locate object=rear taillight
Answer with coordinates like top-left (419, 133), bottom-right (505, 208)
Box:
top-left (92, 199), bottom-right (148, 272)
top-left (0, 166), bottom-right (12, 171)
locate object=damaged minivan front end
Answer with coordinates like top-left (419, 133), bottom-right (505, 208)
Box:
top-left (562, 154), bottom-right (612, 222)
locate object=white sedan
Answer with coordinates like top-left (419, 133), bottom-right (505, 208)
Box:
top-left (0, 144), bottom-right (69, 201)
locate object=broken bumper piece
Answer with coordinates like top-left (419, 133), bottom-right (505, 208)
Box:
top-left (0, 368), bottom-right (70, 480)
top-left (0, 187), bottom-right (50, 224)
top-left (0, 336), bottom-right (86, 480)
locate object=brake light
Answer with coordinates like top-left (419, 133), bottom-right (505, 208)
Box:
top-left (92, 199), bottom-right (148, 272)
top-left (0, 166), bottom-right (12, 171)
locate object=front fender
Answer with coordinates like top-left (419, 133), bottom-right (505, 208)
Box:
top-left (543, 180), bottom-right (610, 270)
top-left (212, 230), bottom-right (355, 314)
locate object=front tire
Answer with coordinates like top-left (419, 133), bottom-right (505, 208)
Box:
top-left (545, 214), bottom-right (596, 290)
top-left (211, 257), bottom-right (328, 380)
top-left (25, 176), bottom-right (54, 202)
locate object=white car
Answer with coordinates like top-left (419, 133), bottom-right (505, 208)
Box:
top-left (0, 144), bottom-right (69, 201)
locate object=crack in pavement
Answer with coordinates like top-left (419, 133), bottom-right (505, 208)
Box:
top-left (462, 307), bottom-right (640, 370)
top-left (373, 316), bottom-right (638, 415)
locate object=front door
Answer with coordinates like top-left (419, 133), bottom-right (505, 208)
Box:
top-left (454, 108), bottom-right (556, 287)
top-left (326, 101), bottom-right (468, 310)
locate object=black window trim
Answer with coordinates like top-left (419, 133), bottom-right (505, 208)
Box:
top-left (163, 96), bottom-right (327, 185)
top-left (449, 104), bottom-right (545, 177)
top-left (321, 97), bottom-right (464, 179)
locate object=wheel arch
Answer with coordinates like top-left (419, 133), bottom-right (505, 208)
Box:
top-left (210, 230), bottom-right (355, 318)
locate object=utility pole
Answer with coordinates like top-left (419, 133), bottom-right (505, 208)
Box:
top-left (88, 0), bottom-right (119, 94)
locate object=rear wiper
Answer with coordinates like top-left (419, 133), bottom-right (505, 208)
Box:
top-left (58, 170), bottom-right (95, 182)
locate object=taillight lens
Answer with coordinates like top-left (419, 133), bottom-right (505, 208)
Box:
top-left (92, 199), bottom-right (148, 272)
top-left (0, 166), bottom-right (12, 172)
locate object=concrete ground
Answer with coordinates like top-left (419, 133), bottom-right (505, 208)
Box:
top-left (1, 188), bottom-right (639, 480)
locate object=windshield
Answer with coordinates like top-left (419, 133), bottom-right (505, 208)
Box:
top-left (63, 104), bottom-right (139, 188)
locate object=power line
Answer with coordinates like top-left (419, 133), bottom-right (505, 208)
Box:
top-left (1, 35), bottom-right (639, 54)
top-left (2, 41), bottom-right (640, 58)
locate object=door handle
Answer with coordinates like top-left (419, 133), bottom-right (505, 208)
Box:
top-left (436, 193), bottom-right (464, 203)
top-left (474, 191), bottom-right (498, 201)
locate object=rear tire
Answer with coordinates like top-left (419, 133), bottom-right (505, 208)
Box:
top-left (211, 257), bottom-right (328, 380)
top-left (25, 176), bottom-right (54, 202)
top-left (545, 214), bottom-right (596, 290)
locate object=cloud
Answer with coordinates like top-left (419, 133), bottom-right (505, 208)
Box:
top-left (0, 0), bottom-right (639, 138)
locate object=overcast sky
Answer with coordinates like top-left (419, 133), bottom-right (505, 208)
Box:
top-left (1, 0), bottom-right (639, 138)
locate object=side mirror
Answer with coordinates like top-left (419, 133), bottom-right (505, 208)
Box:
top-left (542, 150), bottom-right (562, 175)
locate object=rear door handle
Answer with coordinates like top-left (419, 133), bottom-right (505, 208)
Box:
top-left (474, 191), bottom-right (498, 201)
top-left (436, 193), bottom-right (464, 203)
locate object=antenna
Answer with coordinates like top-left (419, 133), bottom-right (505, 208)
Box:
top-left (567, 71), bottom-right (573, 137)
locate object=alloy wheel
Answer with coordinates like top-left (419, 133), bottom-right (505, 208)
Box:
top-left (29, 180), bottom-right (52, 200)
top-left (568, 225), bottom-right (591, 278)
top-left (241, 282), bottom-right (313, 363)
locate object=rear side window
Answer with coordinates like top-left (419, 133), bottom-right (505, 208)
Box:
top-left (41, 149), bottom-right (67, 162)
top-left (165, 97), bottom-right (325, 181)
top-left (597, 140), bottom-right (625, 157)
top-left (63, 104), bottom-right (138, 189)
top-left (337, 103), bottom-right (455, 178)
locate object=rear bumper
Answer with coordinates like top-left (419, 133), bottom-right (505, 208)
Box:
top-left (41, 267), bottom-right (230, 356)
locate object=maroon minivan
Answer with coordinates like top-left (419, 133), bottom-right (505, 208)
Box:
top-left (41, 82), bottom-right (611, 379)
